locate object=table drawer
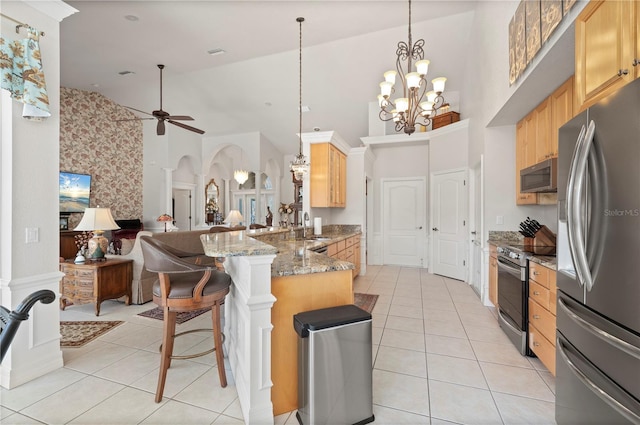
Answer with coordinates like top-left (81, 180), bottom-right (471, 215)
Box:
top-left (529, 280), bottom-right (550, 310)
top-left (529, 323), bottom-right (556, 375)
top-left (529, 298), bottom-right (555, 343)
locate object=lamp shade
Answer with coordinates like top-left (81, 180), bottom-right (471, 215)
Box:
top-left (224, 210), bottom-right (244, 226)
top-left (74, 207), bottom-right (120, 232)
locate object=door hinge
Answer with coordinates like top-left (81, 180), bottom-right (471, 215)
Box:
top-left (463, 220), bottom-right (466, 226)
top-left (463, 260), bottom-right (466, 266)
top-left (464, 180), bottom-right (466, 186)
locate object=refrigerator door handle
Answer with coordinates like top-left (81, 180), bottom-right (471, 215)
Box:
top-left (566, 124), bottom-right (587, 289)
top-left (557, 335), bottom-right (640, 424)
top-left (568, 121), bottom-right (597, 292)
top-left (558, 297), bottom-right (640, 360)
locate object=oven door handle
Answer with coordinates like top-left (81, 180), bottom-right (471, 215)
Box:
top-left (498, 309), bottom-right (522, 334)
top-left (497, 257), bottom-right (522, 279)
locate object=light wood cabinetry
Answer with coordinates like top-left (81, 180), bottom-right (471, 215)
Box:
top-left (326, 235), bottom-right (361, 278)
top-left (528, 262), bottom-right (557, 375)
top-left (515, 121), bottom-right (538, 205)
top-left (488, 244), bottom-right (498, 307)
top-left (515, 76), bottom-right (574, 205)
top-left (310, 142), bottom-right (346, 208)
top-left (575, 0), bottom-right (636, 111)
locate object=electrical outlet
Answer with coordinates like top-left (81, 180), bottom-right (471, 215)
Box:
top-left (25, 227), bottom-right (39, 243)
top-left (496, 215), bottom-right (504, 225)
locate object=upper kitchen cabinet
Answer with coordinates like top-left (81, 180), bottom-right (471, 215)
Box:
top-left (575, 0), bottom-right (636, 111)
top-left (549, 76), bottom-right (574, 158)
top-left (516, 121), bottom-right (537, 205)
top-left (310, 142), bottom-right (347, 208)
top-left (534, 97), bottom-right (552, 163)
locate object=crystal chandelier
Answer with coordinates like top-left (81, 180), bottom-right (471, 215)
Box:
top-left (234, 147), bottom-right (248, 184)
top-left (290, 17), bottom-right (309, 181)
top-left (377, 0), bottom-right (448, 135)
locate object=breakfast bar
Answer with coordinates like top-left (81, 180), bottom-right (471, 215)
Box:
top-left (200, 227), bottom-right (358, 423)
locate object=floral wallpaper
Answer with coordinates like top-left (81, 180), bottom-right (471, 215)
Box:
top-left (60, 87), bottom-right (143, 229)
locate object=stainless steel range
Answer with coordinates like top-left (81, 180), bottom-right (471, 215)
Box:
top-left (496, 245), bottom-right (532, 356)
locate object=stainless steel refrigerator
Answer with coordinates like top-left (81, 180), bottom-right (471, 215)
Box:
top-left (556, 78), bottom-right (640, 424)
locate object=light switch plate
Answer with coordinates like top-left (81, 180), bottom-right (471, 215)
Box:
top-left (25, 227), bottom-right (39, 243)
top-left (496, 215), bottom-right (504, 225)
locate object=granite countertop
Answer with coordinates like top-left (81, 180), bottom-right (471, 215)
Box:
top-left (200, 225), bottom-right (361, 277)
top-left (488, 230), bottom-right (557, 271)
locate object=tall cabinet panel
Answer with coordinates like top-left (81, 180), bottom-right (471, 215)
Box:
top-left (310, 142), bottom-right (347, 208)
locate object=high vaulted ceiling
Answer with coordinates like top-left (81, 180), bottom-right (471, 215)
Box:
top-left (61, 1), bottom-right (478, 155)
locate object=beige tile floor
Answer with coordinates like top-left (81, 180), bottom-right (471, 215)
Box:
top-left (0, 266), bottom-right (556, 424)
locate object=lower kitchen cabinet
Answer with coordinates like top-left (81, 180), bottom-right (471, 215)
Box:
top-left (327, 235), bottom-right (361, 278)
top-left (528, 262), bottom-right (557, 375)
top-left (489, 244), bottom-right (498, 307)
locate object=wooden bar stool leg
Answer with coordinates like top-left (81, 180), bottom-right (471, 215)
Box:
top-left (156, 307), bottom-right (177, 402)
top-left (212, 302), bottom-right (227, 388)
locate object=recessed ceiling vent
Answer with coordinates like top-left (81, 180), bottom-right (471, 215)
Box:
top-left (118, 71), bottom-right (135, 76)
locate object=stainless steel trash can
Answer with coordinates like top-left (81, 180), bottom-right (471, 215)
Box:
top-left (294, 304), bottom-right (375, 425)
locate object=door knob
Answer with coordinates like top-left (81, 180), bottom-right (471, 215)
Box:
top-left (618, 69), bottom-right (629, 76)
top-left (470, 231), bottom-right (477, 235)
top-left (417, 226), bottom-right (423, 229)
top-left (432, 227), bottom-right (438, 231)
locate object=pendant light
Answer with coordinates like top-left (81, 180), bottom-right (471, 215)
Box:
top-left (289, 17), bottom-right (309, 180)
top-left (234, 147), bottom-right (248, 184)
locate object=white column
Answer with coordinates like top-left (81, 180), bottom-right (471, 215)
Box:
top-left (196, 173), bottom-right (206, 228)
top-left (223, 254), bottom-right (277, 425)
top-left (162, 167), bottom-right (174, 217)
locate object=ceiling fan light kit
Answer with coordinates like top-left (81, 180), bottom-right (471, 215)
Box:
top-left (376, 0), bottom-right (449, 135)
top-left (119, 64), bottom-right (205, 136)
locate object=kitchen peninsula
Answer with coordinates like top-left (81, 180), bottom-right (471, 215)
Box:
top-left (200, 225), bottom-right (362, 423)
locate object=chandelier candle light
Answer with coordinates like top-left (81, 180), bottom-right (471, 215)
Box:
top-left (74, 207), bottom-right (120, 260)
top-left (289, 17), bottom-right (309, 181)
top-left (377, 0), bottom-right (449, 135)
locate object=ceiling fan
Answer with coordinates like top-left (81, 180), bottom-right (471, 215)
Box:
top-left (120, 64), bottom-right (205, 136)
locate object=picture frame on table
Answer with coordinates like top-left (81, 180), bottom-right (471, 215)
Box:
top-left (60, 216), bottom-right (69, 231)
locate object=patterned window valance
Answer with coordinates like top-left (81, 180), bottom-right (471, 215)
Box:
top-left (0, 27), bottom-right (51, 120)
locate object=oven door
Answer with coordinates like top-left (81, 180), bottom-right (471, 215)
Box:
top-left (497, 256), bottom-right (529, 355)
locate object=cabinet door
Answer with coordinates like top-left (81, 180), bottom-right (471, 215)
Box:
top-left (310, 143), bottom-right (330, 207)
top-left (575, 0), bottom-right (634, 110)
top-left (523, 111), bottom-right (537, 168)
top-left (535, 97), bottom-right (552, 162)
top-left (636, 1), bottom-right (640, 79)
top-left (550, 76), bottom-right (574, 158)
top-left (515, 121), bottom-right (537, 205)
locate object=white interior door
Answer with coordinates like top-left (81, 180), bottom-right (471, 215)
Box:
top-left (382, 178), bottom-right (426, 267)
top-left (172, 188), bottom-right (192, 231)
top-left (431, 169), bottom-right (468, 280)
top-left (469, 158), bottom-right (484, 296)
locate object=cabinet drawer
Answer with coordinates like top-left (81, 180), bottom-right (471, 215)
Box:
top-left (327, 243), bottom-right (338, 257)
top-left (529, 263), bottom-right (551, 288)
top-left (345, 236), bottom-right (354, 248)
top-left (549, 288), bottom-right (557, 316)
top-left (336, 239), bottom-right (346, 252)
top-left (529, 280), bottom-right (550, 310)
top-left (529, 298), bottom-right (555, 343)
top-left (529, 323), bottom-right (556, 375)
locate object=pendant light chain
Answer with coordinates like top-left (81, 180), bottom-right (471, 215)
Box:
top-left (298, 17), bottom-right (303, 156)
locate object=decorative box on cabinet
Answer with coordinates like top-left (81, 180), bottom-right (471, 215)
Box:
top-left (575, 0), bottom-right (636, 111)
top-left (528, 262), bottom-right (557, 375)
top-left (432, 111), bottom-right (460, 130)
top-left (310, 142), bottom-right (347, 208)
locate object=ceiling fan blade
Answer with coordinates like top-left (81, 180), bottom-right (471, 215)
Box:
top-left (168, 119), bottom-right (205, 135)
top-left (114, 117), bottom-right (154, 122)
top-left (157, 120), bottom-right (166, 136)
top-left (123, 106), bottom-right (154, 117)
top-left (166, 115), bottom-right (194, 121)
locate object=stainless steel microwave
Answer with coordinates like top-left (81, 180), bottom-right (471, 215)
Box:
top-left (520, 158), bottom-right (557, 193)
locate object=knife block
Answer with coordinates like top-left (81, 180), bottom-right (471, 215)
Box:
top-left (524, 225), bottom-right (556, 247)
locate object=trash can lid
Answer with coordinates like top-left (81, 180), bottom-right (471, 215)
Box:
top-left (293, 304), bottom-right (371, 338)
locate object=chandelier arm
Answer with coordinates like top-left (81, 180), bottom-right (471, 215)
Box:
top-left (379, 110), bottom-right (397, 122)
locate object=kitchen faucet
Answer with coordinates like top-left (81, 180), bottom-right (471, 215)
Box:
top-left (303, 212), bottom-right (310, 238)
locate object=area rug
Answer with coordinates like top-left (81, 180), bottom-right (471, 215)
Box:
top-left (60, 321), bottom-right (124, 348)
top-left (354, 293), bottom-right (378, 314)
top-left (137, 307), bottom-right (210, 324)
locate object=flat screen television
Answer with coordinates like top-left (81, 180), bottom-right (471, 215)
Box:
top-left (59, 171), bottom-right (91, 213)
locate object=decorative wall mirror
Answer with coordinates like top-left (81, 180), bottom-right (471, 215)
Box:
top-left (205, 179), bottom-right (222, 224)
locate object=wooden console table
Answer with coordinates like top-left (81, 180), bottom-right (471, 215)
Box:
top-left (59, 258), bottom-right (133, 316)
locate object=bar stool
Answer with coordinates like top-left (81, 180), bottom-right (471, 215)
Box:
top-left (139, 236), bottom-right (232, 402)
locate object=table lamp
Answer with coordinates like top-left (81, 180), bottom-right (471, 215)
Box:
top-left (224, 210), bottom-right (243, 228)
top-left (157, 214), bottom-right (173, 232)
top-left (74, 207), bottom-right (120, 260)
